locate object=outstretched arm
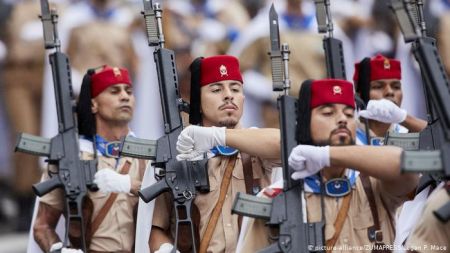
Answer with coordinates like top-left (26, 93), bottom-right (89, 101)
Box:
top-left (226, 128), bottom-right (280, 159)
top-left (176, 126), bottom-right (280, 160)
top-left (289, 145), bottom-right (419, 197)
top-left (330, 145), bottom-right (418, 196)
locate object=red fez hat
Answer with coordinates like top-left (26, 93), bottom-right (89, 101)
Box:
top-left (353, 54), bottom-right (401, 82)
top-left (91, 65), bottom-right (132, 97)
top-left (200, 55), bottom-right (243, 86)
top-left (310, 79), bottom-right (355, 109)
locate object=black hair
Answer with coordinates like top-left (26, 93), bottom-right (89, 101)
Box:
top-left (296, 79), bottom-right (314, 145)
top-left (355, 57), bottom-right (371, 105)
top-left (76, 68), bottom-right (97, 136)
top-left (188, 57), bottom-right (204, 125)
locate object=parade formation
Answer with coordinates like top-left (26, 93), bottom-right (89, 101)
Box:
top-left (0, 0), bottom-right (448, 253)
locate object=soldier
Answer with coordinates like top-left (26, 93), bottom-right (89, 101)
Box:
top-left (404, 182), bottom-right (450, 253)
top-left (353, 54), bottom-right (427, 145)
top-left (33, 66), bottom-right (147, 253)
top-left (149, 55), bottom-right (279, 253)
top-left (177, 78), bottom-right (418, 252)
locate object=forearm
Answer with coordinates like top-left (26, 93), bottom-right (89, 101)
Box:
top-left (130, 178), bottom-right (141, 196)
top-left (33, 202), bottom-right (62, 252)
top-left (149, 226), bottom-right (173, 252)
top-left (401, 114), bottom-right (427, 132)
top-left (226, 128), bottom-right (280, 159)
top-left (330, 145), bottom-right (418, 195)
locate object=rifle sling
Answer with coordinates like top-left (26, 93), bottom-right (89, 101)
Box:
top-left (360, 174), bottom-right (384, 243)
top-left (199, 155), bottom-right (237, 253)
top-left (325, 190), bottom-right (352, 251)
top-left (89, 160), bottom-right (132, 239)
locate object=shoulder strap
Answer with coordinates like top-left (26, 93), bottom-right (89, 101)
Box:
top-left (89, 160), bottom-right (132, 239)
top-left (360, 173), bottom-right (383, 243)
top-left (325, 191), bottom-right (352, 250)
top-left (241, 152), bottom-right (256, 195)
top-left (199, 155), bottom-right (237, 253)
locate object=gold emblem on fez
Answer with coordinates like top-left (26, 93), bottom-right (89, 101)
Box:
top-left (220, 65), bottom-right (228, 77)
top-left (384, 59), bottom-right (390, 70)
top-left (113, 67), bottom-right (122, 77)
top-left (333, 85), bottom-right (342, 95)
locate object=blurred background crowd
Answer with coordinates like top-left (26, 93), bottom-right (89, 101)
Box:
top-left (0, 0), bottom-right (449, 251)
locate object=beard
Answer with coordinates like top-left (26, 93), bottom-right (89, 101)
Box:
top-left (314, 125), bottom-right (355, 146)
top-left (218, 118), bottom-right (238, 128)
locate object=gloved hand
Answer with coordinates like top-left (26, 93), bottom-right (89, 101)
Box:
top-left (288, 145), bottom-right (330, 179)
top-left (94, 168), bottom-right (130, 194)
top-left (176, 150), bottom-right (215, 161)
top-left (49, 242), bottom-right (83, 253)
top-left (176, 125), bottom-right (226, 155)
top-left (359, 99), bottom-right (407, 124)
top-left (155, 243), bottom-right (181, 253)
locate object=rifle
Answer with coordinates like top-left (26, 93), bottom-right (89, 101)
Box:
top-left (232, 5), bottom-right (324, 252)
top-left (390, 0), bottom-right (450, 222)
top-left (14, 0), bottom-right (97, 251)
top-left (120, 1), bottom-right (209, 251)
top-left (314, 0), bottom-right (346, 80)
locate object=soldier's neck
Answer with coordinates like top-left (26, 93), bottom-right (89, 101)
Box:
top-left (321, 166), bottom-right (346, 181)
top-left (368, 119), bottom-right (391, 137)
top-left (96, 122), bottom-right (129, 141)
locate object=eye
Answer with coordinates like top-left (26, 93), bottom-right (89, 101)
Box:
top-left (322, 110), bottom-right (333, 116)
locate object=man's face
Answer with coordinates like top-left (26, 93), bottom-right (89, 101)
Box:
top-left (369, 79), bottom-right (403, 106)
top-left (310, 104), bottom-right (356, 146)
top-left (91, 84), bottom-right (135, 125)
top-left (200, 80), bottom-right (244, 128)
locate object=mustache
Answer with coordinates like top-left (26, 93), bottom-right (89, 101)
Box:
top-left (330, 125), bottom-right (351, 136)
top-left (218, 102), bottom-right (238, 110)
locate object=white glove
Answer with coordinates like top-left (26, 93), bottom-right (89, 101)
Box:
top-left (94, 168), bottom-right (131, 194)
top-left (155, 243), bottom-right (180, 253)
top-left (176, 150), bottom-right (215, 161)
top-left (176, 125), bottom-right (226, 154)
top-left (359, 99), bottom-right (407, 124)
top-left (50, 242), bottom-right (83, 253)
top-left (288, 145), bottom-right (330, 180)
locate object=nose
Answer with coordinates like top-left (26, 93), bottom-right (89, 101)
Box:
top-left (336, 111), bottom-right (348, 126)
top-left (119, 89), bottom-right (130, 101)
top-left (384, 85), bottom-right (394, 98)
top-left (223, 87), bottom-right (234, 101)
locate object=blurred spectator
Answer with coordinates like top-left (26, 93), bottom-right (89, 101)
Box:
top-left (2, 0), bottom-right (46, 231)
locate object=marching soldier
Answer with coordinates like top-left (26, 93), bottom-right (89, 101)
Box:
top-left (177, 78), bottom-right (418, 252)
top-left (354, 54), bottom-right (427, 145)
top-left (150, 55), bottom-right (279, 253)
top-left (34, 66), bottom-right (148, 253)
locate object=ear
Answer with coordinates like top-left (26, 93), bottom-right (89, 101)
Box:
top-left (91, 98), bottom-right (98, 114)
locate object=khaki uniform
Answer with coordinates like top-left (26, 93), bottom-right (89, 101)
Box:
top-left (240, 175), bottom-right (407, 253)
top-left (66, 21), bottom-right (137, 75)
top-left (405, 186), bottom-right (450, 253)
top-left (152, 154), bottom-right (277, 253)
top-left (3, 1), bottom-right (45, 194)
top-left (40, 152), bottom-right (146, 252)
